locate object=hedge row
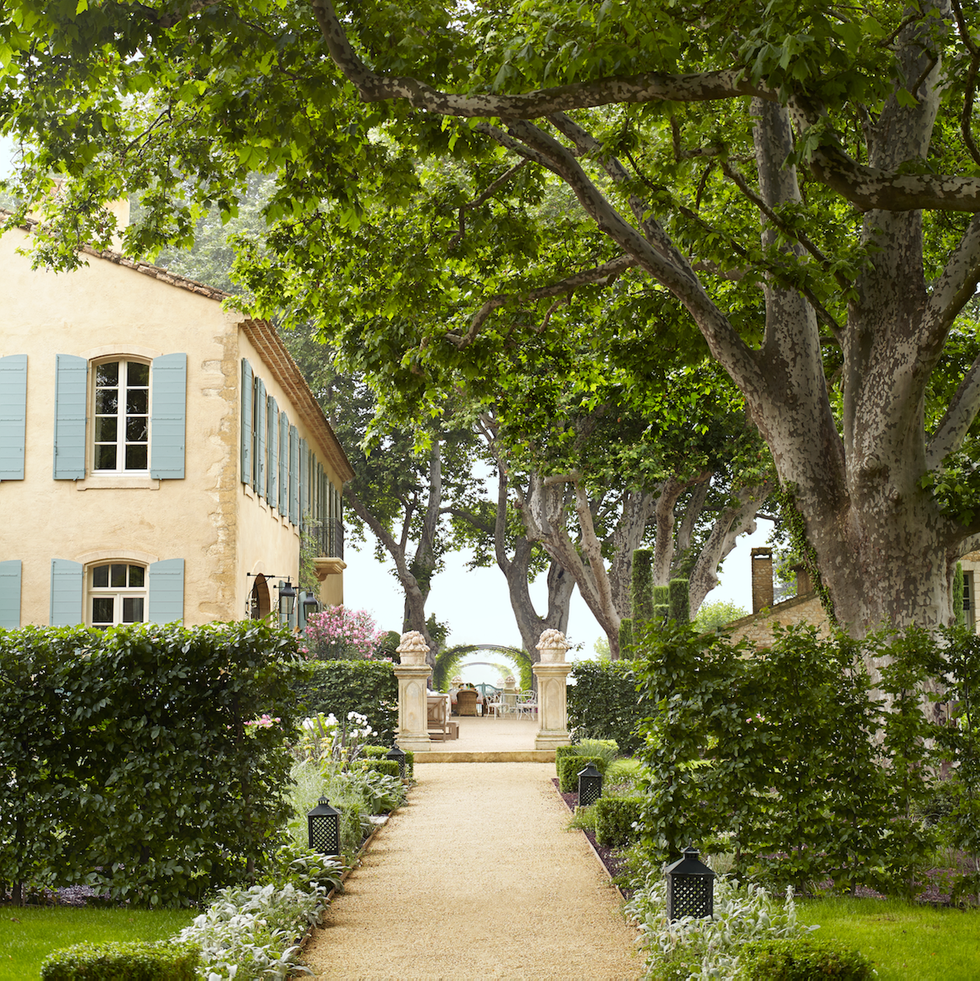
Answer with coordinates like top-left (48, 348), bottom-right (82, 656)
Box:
top-left (0, 621), bottom-right (304, 907)
top-left (566, 659), bottom-right (642, 754)
top-left (293, 659), bottom-right (398, 745)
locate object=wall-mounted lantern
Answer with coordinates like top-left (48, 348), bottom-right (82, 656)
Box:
top-left (278, 580), bottom-right (296, 623)
top-left (307, 797), bottom-right (341, 856)
top-left (665, 846), bottom-right (715, 921)
top-left (301, 591), bottom-right (319, 626)
top-left (577, 762), bottom-right (603, 807)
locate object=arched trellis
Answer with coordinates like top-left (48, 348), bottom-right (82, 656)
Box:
top-left (433, 644), bottom-right (532, 691)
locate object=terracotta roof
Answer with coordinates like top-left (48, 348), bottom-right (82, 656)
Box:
top-left (2, 210), bottom-right (233, 300)
top-left (2, 211), bottom-right (354, 483)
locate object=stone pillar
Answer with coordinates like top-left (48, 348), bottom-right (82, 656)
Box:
top-left (533, 629), bottom-right (573, 751)
top-left (393, 631), bottom-right (432, 754)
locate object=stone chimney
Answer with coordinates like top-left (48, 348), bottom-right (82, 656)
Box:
top-left (751, 547), bottom-right (774, 613)
top-left (793, 562), bottom-right (812, 597)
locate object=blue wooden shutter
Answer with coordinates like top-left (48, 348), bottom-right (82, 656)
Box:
top-left (299, 438), bottom-right (309, 525)
top-left (279, 411), bottom-right (289, 514)
top-left (0, 560), bottom-right (22, 628)
top-left (241, 359), bottom-right (253, 486)
top-left (289, 424), bottom-right (299, 525)
top-left (150, 353), bottom-right (187, 479)
top-left (53, 355), bottom-right (87, 479)
top-left (255, 377), bottom-right (267, 498)
top-left (148, 558), bottom-right (184, 624)
top-left (0, 355), bottom-right (27, 480)
top-left (50, 558), bottom-right (83, 626)
top-left (268, 397), bottom-right (279, 509)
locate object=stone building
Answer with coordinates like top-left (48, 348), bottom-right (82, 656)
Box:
top-left (0, 217), bottom-right (353, 629)
top-left (726, 546), bottom-right (978, 644)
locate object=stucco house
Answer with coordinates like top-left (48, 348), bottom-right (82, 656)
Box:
top-left (0, 215), bottom-right (354, 630)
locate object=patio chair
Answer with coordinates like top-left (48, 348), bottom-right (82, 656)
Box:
top-left (516, 690), bottom-right (538, 720)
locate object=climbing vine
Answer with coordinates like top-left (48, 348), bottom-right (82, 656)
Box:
top-left (773, 484), bottom-right (838, 626)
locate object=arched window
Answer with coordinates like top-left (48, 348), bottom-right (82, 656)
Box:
top-left (93, 359), bottom-right (150, 472)
top-left (89, 562), bottom-right (147, 628)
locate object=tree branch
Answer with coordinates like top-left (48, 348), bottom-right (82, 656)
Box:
top-left (927, 350), bottom-right (980, 470)
top-left (807, 141), bottom-right (980, 213)
top-left (448, 160), bottom-right (529, 250)
top-left (445, 255), bottom-right (637, 349)
top-left (309, 0), bottom-right (761, 118)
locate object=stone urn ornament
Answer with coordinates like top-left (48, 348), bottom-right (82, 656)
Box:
top-left (396, 630), bottom-right (430, 666)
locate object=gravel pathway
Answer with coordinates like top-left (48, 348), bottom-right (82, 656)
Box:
top-left (303, 762), bottom-right (641, 980)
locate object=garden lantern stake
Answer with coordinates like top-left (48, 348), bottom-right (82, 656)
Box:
top-left (577, 762), bottom-right (603, 807)
top-left (666, 846), bottom-right (715, 921)
top-left (307, 797), bottom-right (341, 856)
top-left (386, 743), bottom-right (407, 780)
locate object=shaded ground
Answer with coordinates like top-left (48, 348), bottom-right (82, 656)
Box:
top-left (303, 762), bottom-right (640, 980)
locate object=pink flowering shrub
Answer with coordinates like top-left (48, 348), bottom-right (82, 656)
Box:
top-left (301, 606), bottom-right (387, 661)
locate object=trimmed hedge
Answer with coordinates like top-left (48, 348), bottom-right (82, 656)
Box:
top-left (40, 941), bottom-right (200, 980)
top-left (736, 937), bottom-right (875, 980)
top-left (293, 659), bottom-right (398, 744)
top-left (356, 759), bottom-right (400, 778)
top-left (0, 621), bottom-right (302, 907)
top-left (362, 744), bottom-right (415, 779)
top-left (594, 795), bottom-right (643, 847)
top-left (557, 755), bottom-right (609, 794)
top-left (567, 660), bottom-right (642, 755)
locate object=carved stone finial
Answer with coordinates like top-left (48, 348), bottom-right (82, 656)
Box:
top-left (537, 629), bottom-right (569, 663)
top-left (396, 630), bottom-right (430, 665)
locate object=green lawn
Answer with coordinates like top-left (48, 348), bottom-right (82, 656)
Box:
top-left (797, 897), bottom-right (980, 981)
top-left (0, 905), bottom-right (196, 980)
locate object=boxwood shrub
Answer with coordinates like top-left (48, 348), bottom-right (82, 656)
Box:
top-left (595, 795), bottom-right (643, 847)
top-left (40, 940), bottom-right (200, 980)
top-left (736, 937), bottom-right (875, 980)
top-left (356, 758), bottom-right (401, 779)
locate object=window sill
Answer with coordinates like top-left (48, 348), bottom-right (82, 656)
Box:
top-left (75, 475), bottom-right (162, 491)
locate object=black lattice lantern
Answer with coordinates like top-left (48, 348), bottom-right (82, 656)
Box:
top-left (307, 797), bottom-right (341, 856)
top-left (666, 846), bottom-right (715, 921)
top-left (577, 762), bottom-right (603, 807)
top-left (386, 742), bottom-right (407, 779)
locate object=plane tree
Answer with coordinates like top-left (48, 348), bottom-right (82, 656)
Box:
top-left (6, 2), bottom-right (980, 632)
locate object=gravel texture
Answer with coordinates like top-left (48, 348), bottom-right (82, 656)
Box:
top-left (302, 762), bottom-right (641, 980)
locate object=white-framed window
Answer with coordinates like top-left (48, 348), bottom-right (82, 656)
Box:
top-left (93, 359), bottom-right (150, 473)
top-left (89, 562), bottom-right (147, 628)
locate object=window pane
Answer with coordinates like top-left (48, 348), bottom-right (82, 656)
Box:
top-left (125, 445), bottom-right (148, 470)
top-left (92, 565), bottom-right (109, 588)
top-left (128, 565), bottom-right (145, 587)
top-left (95, 362), bottom-right (119, 386)
top-left (127, 362), bottom-right (149, 386)
top-left (95, 390), bottom-right (119, 415)
top-left (94, 445), bottom-right (117, 470)
top-left (96, 417), bottom-right (117, 442)
top-left (126, 417), bottom-right (148, 442)
top-left (110, 564), bottom-right (127, 588)
top-left (127, 390), bottom-right (148, 415)
top-left (92, 597), bottom-right (114, 624)
top-left (122, 597), bottom-right (144, 623)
